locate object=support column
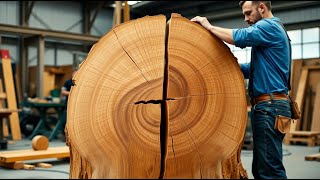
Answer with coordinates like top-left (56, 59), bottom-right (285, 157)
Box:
top-left (36, 35), bottom-right (45, 98)
top-left (20, 38), bottom-right (28, 99)
top-left (83, 1), bottom-right (90, 34)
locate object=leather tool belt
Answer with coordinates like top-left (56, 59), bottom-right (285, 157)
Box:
top-left (250, 93), bottom-right (288, 106)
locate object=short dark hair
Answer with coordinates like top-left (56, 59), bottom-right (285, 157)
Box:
top-left (239, 1), bottom-right (272, 10)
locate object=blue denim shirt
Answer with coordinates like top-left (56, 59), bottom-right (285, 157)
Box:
top-left (232, 17), bottom-right (290, 97)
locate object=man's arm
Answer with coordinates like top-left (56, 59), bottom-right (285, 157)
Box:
top-left (61, 87), bottom-right (70, 96)
top-left (191, 16), bottom-right (234, 45)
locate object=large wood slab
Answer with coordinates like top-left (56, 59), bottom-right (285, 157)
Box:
top-left (66, 14), bottom-right (247, 179)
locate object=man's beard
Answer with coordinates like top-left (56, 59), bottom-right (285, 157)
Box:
top-left (248, 11), bottom-right (263, 25)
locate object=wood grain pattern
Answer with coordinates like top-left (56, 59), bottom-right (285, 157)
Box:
top-left (66, 14), bottom-right (247, 179)
top-left (165, 14), bottom-right (247, 178)
top-left (67, 15), bottom-right (165, 179)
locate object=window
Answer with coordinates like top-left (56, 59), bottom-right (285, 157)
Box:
top-left (288, 27), bottom-right (320, 60)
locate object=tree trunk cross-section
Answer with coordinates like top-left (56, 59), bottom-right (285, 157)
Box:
top-left (66, 13), bottom-right (248, 179)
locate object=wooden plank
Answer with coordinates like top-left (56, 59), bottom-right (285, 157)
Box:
top-left (302, 88), bottom-right (312, 131)
top-left (0, 50), bottom-right (21, 140)
top-left (311, 82), bottom-right (320, 131)
top-left (305, 153), bottom-right (320, 161)
top-left (290, 68), bottom-right (308, 132)
top-left (0, 146), bottom-right (69, 163)
top-left (306, 69), bottom-right (320, 130)
top-left (23, 164), bottom-right (35, 170)
top-left (291, 60), bottom-right (303, 100)
top-left (288, 136), bottom-right (319, 146)
top-left (290, 131), bottom-right (320, 136)
top-left (289, 137), bottom-right (314, 143)
top-left (0, 79), bottom-right (8, 137)
top-left (15, 71), bottom-right (22, 104)
top-left (36, 162), bottom-right (53, 168)
top-left (303, 66), bottom-right (320, 70)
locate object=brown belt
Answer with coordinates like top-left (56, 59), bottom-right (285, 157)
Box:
top-left (250, 93), bottom-right (288, 106)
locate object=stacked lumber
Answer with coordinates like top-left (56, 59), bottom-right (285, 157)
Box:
top-left (66, 14), bottom-right (248, 179)
top-left (285, 60), bottom-right (320, 146)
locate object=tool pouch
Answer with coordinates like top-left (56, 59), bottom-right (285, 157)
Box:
top-left (274, 115), bottom-right (292, 134)
top-left (290, 98), bottom-right (301, 120)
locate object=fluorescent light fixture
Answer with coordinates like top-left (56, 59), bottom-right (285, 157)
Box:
top-left (111, 1), bottom-right (141, 7)
top-left (127, 1), bottom-right (141, 5)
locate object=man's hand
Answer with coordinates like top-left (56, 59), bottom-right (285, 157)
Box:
top-left (190, 16), bottom-right (213, 30)
top-left (191, 16), bottom-right (234, 45)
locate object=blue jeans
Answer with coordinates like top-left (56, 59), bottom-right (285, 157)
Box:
top-left (251, 99), bottom-right (291, 179)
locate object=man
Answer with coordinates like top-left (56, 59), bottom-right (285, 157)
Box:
top-left (191, 1), bottom-right (291, 179)
top-left (61, 68), bottom-right (78, 105)
top-left (60, 68), bottom-right (78, 140)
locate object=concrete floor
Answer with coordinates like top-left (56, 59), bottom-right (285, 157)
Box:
top-left (0, 139), bottom-right (319, 179)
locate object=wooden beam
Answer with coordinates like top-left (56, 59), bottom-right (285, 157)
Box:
top-left (36, 35), bottom-right (45, 98)
top-left (289, 68), bottom-right (308, 132)
top-left (303, 65), bottom-right (320, 70)
top-left (302, 88), bottom-right (312, 131)
top-left (0, 50), bottom-right (21, 140)
top-left (123, 1), bottom-right (130, 22)
top-left (0, 79), bottom-right (9, 138)
top-left (0, 23), bottom-right (100, 44)
top-left (20, 38), bottom-right (28, 98)
top-left (113, 1), bottom-right (122, 27)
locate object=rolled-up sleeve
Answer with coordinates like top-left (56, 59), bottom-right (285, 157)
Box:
top-left (232, 21), bottom-right (273, 49)
top-left (240, 63), bottom-right (250, 79)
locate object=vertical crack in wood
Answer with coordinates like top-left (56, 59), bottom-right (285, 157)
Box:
top-left (159, 21), bottom-right (170, 179)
